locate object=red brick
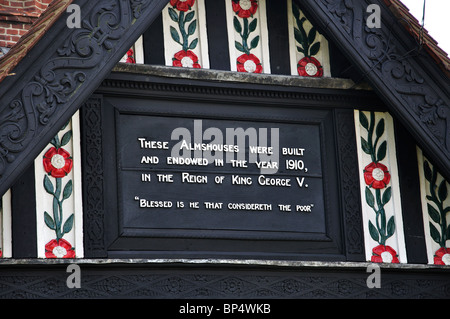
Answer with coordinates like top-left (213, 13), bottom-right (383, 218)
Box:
top-left (6, 28), bottom-right (18, 35)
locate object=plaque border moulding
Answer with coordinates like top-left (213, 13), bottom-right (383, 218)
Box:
top-left (80, 73), bottom-right (377, 261)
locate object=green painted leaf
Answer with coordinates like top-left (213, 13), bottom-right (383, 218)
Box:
top-left (438, 179), bottom-right (448, 202)
top-left (361, 137), bottom-right (371, 155)
top-left (382, 187), bottom-right (391, 205)
top-left (250, 35), bottom-right (260, 49)
top-left (188, 38), bottom-right (198, 50)
top-left (309, 41), bottom-right (320, 56)
top-left (294, 28), bottom-right (304, 46)
top-left (423, 161), bottom-right (432, 182)
top-left (369, 220), bottom-right (379, 242)
top-left (296, 46), bottom-right (304, 53)
top-left (63, 179), bottom-right (73, 200)
top-left (43, 175), bottom-right (54, 195)
top-left (170, 26), bottom-right (181, 44)
top-left (249, 18), bottom-right (257, 32)
top-left (387, 216), bottom-right (395, 238)
top-left (292, 3), bottom-right (300, 19)
top-left (60, 130), bottom-right (72, 147)
top-left (188, 20), bottom-right (197, 36)
top-left (63, 214), bottom-right (74, 235)
top-left (359, 111), bottom-right (369, 129)
top-left (377, 140), bottom-right (387, 162)
top-left (308, 42), bottom-right (320, 56)
top-left (233, 16), bottom-right (242, 34)
top-left (44, 211), bottom-right (56, 230)
top-left (375, 118), bottom-right (385, 138)
top-left (307, 27), bottom-right (317, 45)
top-left (184, 10), bottom-right (195, 23)
top-left (427, 203), bottom-right (441, 224)
top-left (365, 186), bottom-right (375, 208)
top-left (429, 222), bottom-right (441, 244)
top-left (235, 41), bottom-right (245, 52)
top-left (168, 7), bottom-right (178, 22)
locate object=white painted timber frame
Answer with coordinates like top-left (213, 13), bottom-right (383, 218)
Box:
top-left (286, 0), bottom-right (330, 77)
top-left (225, 0), bottom-right (271, 73)
top-left (1, 190), bottom-right (12, 258)
top-left (354, 110), bottom-right (407, 263)
top-left (417, 147), bottom-right (450, 264)
top-left (34, 111), bottom-right (84, 258)
top-left (162, 0), bottom-right (210, 69)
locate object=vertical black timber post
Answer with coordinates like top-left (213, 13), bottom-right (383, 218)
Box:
top-left (11, 163), bottom-right (37, 258)
top-left (81, 96), bottom-right (107, 258)
top-left (334, 109), bottom-right (365, 261)
top-left (205, 0), bottom-right (230, 70)
top-left (143, 13), bottom-right (165, 66)
top-left (394, 118), bottom-right (428, 264)
top-left (266, 0), bottom-right (290, 75)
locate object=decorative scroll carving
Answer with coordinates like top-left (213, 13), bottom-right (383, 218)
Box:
top-left (0, 0), bottom-right (169, 196)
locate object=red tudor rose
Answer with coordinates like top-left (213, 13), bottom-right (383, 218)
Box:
top-left (364, 162), bottom-right (391, 189)
top-left (434, 247), bottom-right (450, 265)
top-left (297, 56), bottom-right (323, 77)
top-left (237, 53), bottom-right (262, 73)
top-left (173, 50), bottom-right (201, 69)
top-left (45, 239), bottom-right (75, 258)
top-left (43, 147), bottom-right (73, 178)
top-left (170, 0), bottom-right (195, 12)
top-left (126, 49), bottom-right (136, 64)
top-left (371, 245), bottom-right (399, 263)
top-left (232, 0), bottom-right (258, 18)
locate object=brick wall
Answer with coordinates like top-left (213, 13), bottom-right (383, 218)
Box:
top-left (0, 0), bottom-right (53, 48)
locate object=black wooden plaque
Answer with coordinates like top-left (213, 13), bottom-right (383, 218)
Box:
top-left (98, 94), bottom-right (351, 260)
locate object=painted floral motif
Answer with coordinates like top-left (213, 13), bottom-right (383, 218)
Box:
top-left (423, 160), bottom-right (450, 265)
top-left (170, 0), bottom-right (195, 12)
top-left (371, 244), bottom-right (399, 263)
top-left (292, 3), bottom-right (323, 77)
top-left (360, 111), bottom-right (398, 263)
top-left (168, 0), bottom-right (201, 68)
top-left (126, 49), bottom-right (136, 64)
top-left (0, 198), bottom-right (2, 258)
top-left (364, 162), bottom-right (391, 189)
top-left (233, 0), bottom-right (261, 73)
top-left (236, 53), bottom-right (262, 73)
top-left (434, 247), bottom-right (450, 265)
top-left (173, 49), bottom-right (201, 68)
top-left (45, 238), bottom-right (75, 259)
top-left (232, 0), bottom-right (258, 18)
top-left (43, 147), bottom-right (73, 178)
top-left (43, 122), bottom-right (75, 258)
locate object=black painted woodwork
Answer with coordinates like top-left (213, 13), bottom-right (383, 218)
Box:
top-left (266, 0), bottom-right (290, 75)
top-left (394, 118), bottom-right (428, 264)
top-left (79, 70), bottom-right (385, 260)
top-left (11, 164), bottom-right (37, 258)
top-left (143, 13), bottom-right (166, 66)
top-left (205, 0), bottom-right (231, 71)
top-left (0, 261), bottom-right (448, 299)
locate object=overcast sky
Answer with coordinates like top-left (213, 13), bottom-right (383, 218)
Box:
top-left (399, 0), bottom-right (450, 54)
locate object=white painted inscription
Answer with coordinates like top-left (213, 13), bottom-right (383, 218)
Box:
top-left (132, 120), bottom-right (316, 213)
